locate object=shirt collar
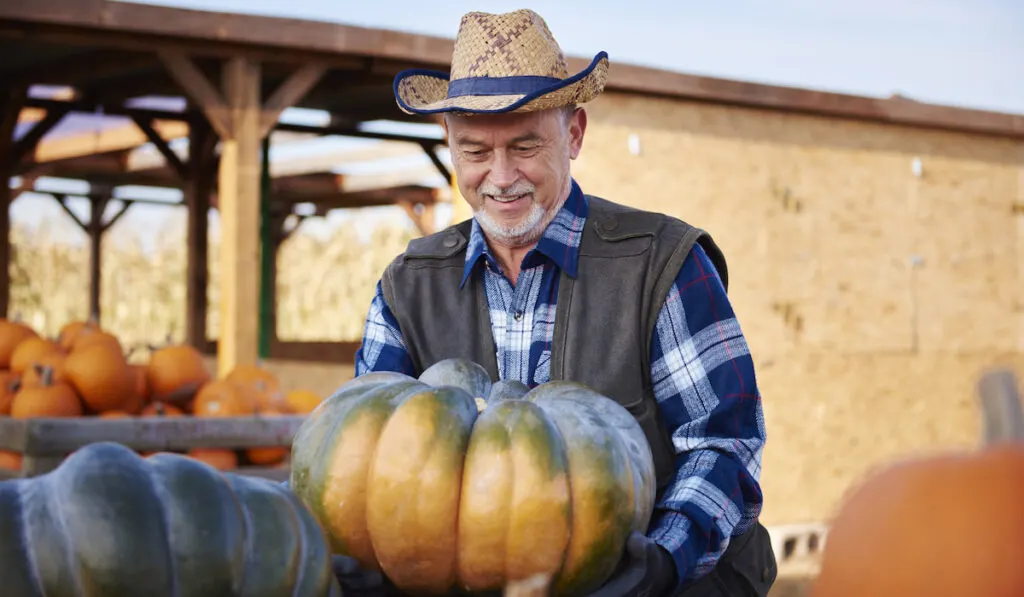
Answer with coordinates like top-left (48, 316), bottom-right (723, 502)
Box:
top-left (460, 179), bottom-right (588, 288)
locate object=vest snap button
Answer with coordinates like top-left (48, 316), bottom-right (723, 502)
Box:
top-left (443, 236), bottom-right (459, 248)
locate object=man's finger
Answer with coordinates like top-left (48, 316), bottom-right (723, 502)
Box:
top-left (625, 531), bottom-right (651, 560)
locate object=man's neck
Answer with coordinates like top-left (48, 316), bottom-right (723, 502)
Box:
top-left (488, 241), bottom-right (536, 286)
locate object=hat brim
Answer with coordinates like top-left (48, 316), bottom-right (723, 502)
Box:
top-left (393, 51), bottom-right (609, 115)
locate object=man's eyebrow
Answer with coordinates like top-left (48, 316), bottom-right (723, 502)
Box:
top-left (510, 132), bottom-right (542, 144)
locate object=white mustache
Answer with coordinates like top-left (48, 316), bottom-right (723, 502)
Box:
top-left (477, 181), bottom-right (536, 202)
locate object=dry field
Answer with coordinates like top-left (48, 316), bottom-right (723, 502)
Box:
top-left (10, 211), bottom-right (417, 354)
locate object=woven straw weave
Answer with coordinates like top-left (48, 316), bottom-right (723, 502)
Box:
top-left (394, 9), bottom-right (609, 115)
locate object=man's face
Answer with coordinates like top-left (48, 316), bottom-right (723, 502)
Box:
top-left (445, 107), bottom-right (587, 248)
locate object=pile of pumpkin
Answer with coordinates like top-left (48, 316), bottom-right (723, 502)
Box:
top-left (0, 316), bottom-right (324, 474)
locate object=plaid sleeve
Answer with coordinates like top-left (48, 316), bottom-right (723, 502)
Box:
top-left (353, 280), bottom-right (417, 377)
top-left (645, 243), bottom-right (767, 591)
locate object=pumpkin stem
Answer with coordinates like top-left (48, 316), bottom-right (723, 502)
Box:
top-left (39, 366), bottom-right (54, 387)
top-left (8, 377), bottom-right (20, 394)
top-left (977, 368), bottom-right (1024, 445)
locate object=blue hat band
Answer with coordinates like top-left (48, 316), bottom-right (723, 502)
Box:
top-left (446, 75), bottom-right (563, 98)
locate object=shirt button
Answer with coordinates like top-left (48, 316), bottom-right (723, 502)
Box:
top-left (514, 311), bottom-right (523, 321)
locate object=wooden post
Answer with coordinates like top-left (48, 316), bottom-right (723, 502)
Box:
top-left (159, 51), bottom-right (325, 376)
top-left (87, 191), bottom-right (111, 320)
top-left (185, 115), bottom-right (216, 350)
top-left (0, 89), bottom-right (27, 319)
top-left (50, 193), bottom-right (131, 324)
top-left (217, 56), bottom-right (263, 377)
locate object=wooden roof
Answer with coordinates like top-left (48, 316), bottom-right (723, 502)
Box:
top-left (1, 0), bottom-right (1022, 140)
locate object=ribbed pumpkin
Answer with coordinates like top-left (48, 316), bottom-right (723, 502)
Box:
top-left (193, 380), bottom-right (259, 417)
top-left (9, 367), bottom-right (83, 418)
top-left (286, 389), bottom-right (324, 414)
top-left (811, 370), bottom-right (1024, 597)
top-left (0, 319), bottom-right (38, 368)
top-left (10, 337), bottom-right (62, 375)
top-left (63, 344), bottom-right (135, 413)
top-left (227, 363), bottom-right (286, 412)
top-left (0, 371), bottom-right (20, 415)
top-left (146, 344), bottom-right (211, 405)
top-left (21, 352), bottom-right (68, 387)
top-left (289, 358), bottom-right (656, 596)
top-left (69, 327), bottom-right (123, 355)
top-left (0, 441), bottom-right (339, 597)
top-left (57, 317), bottom-right (98, 351)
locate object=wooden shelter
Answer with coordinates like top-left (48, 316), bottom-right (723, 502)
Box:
top-left (2, 1), bottom-right (1022, 378)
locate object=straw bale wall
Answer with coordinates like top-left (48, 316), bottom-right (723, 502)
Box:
top-left (570, 91), bottom-right (1024, 525)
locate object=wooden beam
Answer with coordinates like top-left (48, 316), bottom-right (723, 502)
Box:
top-left (130, 115), bottom-right (188, 180)
top-left (420, 141), bottom-right (451, 183)
top-left (157, 50), bottom-right (233, 139)
top-left (29, 119), bottom-right (189, 165)
top-left (259, 62), bottom-right (328, 137)
top-left (9, 104), bottom-right (70, 169)
top-left (398, 199), bottom-right (435, 236)
top-left (216, 55), bottom-right (262, 378)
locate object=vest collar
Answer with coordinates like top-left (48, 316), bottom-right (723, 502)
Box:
top-left (460, 179), bottom-right (588, 288)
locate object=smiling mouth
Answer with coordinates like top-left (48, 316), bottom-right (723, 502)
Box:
top-left (486, 193), bottom-right (530, 203)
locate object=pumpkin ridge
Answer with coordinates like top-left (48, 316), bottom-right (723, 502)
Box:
top-left (144, 463), bottom-right (181, 597)
top-left (273, 481), bottom-right (335, 597)
top-left (318, 381), bottom-right (425, 563)
top-left (51, 443), bottom-right (177, 595)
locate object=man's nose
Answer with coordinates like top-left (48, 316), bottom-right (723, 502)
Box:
top-left (488, 153), bottom-right (519, 189)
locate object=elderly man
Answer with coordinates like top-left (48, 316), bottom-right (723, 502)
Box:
top-left (346, 9), bottom-right (777, 597)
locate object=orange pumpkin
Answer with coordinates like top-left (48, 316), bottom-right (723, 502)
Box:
top-left (99, 410), bottom-right (133, 419)
top-left (192, 380), bottom-right (259, 417)
top-left (0, 450), bottom-right (21, 471)
top-left (9, 366), bottom-right (83, 418)
top-left (63, 344), bottom-right (135, 413)
top-left (146, 344), bottom-right (211, 405)
top-left (10, 337), bottom-right (62, 375)
top-left (244, 410), bottom-right (290, 466)
top-left (21, 352), bottom-right (69, 387)
top-left (811, 369), bottom-right (1024, 597)
top-left (70, 328), bottom-right (123, 355)
top-left (284, 388), bottom-right (323, 414)
top-left (187, 448), bottom-right (238, 471)
top-left (0, 319), bottom-right (38, 368)
top-left (0, 370), bottom-right (20, 415)
top-left (58, 318), bottom-right (99, 351)
top-left (140, 402), bottom-right (185, 417)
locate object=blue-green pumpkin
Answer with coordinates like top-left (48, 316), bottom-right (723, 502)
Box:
top-left (0, 442), bottom-right (338, 597)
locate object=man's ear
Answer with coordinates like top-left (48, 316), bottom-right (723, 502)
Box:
top-left (568, 107), bottom-right (587, 159)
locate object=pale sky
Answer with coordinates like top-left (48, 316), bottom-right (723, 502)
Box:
top-left (14, 0), bottom-right (1024, 246)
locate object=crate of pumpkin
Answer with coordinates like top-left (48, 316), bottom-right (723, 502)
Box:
top-left (0, 317), bottom-right (325, 480)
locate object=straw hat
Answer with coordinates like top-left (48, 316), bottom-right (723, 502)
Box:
top-left (393, 9), bottom-right (609, 115)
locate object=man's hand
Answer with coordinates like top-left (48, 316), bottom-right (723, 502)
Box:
top-left (585, 531), bottom-right (677, 597)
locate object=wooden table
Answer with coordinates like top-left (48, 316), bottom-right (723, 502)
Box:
top-left (0, 415), bottom-right (307, 481)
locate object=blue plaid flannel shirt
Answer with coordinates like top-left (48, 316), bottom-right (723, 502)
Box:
top-left (354, 180), bottom-right (766, 591)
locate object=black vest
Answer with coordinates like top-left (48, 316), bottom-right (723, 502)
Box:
top-left (379, 195), bottom-right (728, 490)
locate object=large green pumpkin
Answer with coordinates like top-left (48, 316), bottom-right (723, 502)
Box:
top-left (0, 441), bottom-right (338, 597)
top-left (290, 358), bottom-right (656, 596)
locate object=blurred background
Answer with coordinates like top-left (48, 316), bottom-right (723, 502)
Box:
top-left (2, 1), bottom-right (1022, 594)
